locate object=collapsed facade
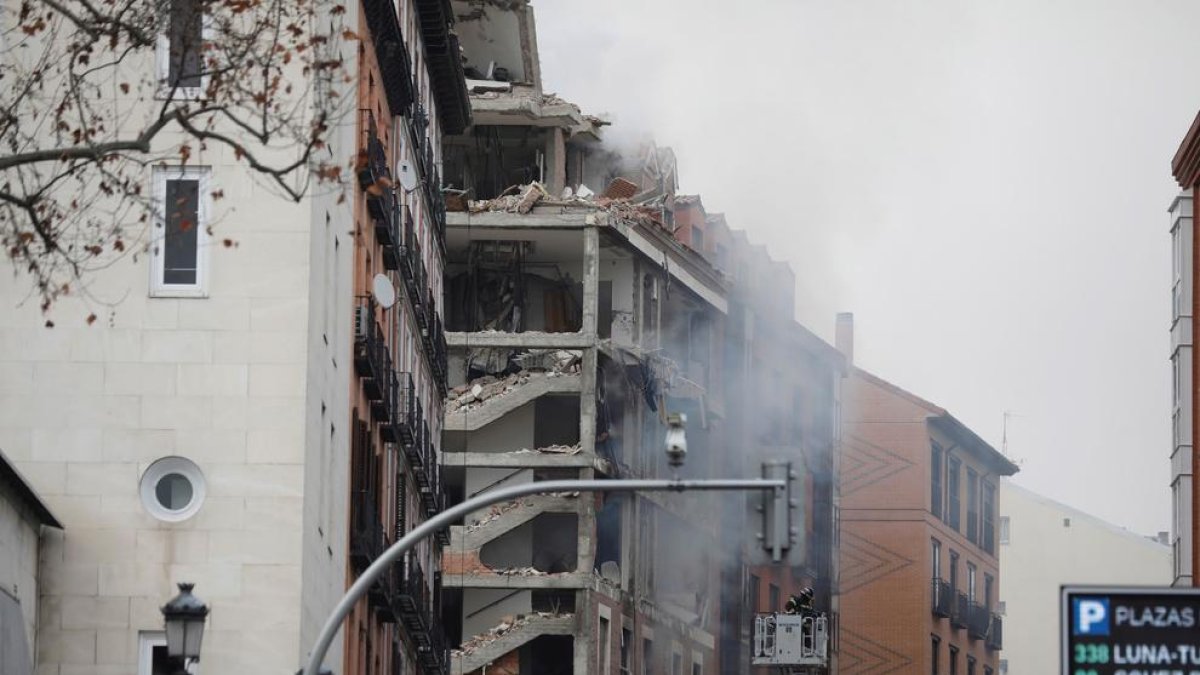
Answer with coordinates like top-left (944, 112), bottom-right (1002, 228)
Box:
top-left (435, 3), bottom-right (845, 674)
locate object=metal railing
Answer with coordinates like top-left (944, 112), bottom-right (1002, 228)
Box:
top-left (952, 591), bottom-right (970, 629)
top-left (751, 613), bottom-right (829, 666)
top-left (380, 372), bottom-right (417, 447)
top-left (931, 578), bottom-right (952, 617)
top-left (968, 602), bottom-right (989, 640)
top-left (349, 487), bottom-right (383, 574)
top-left (353, 297), bottom-right (396, 408)
top-left (987, 613), bottom-right (1003, 650)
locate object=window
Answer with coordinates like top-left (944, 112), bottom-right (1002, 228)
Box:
top-left (750, 574), bottom-right (761, 612)
top-left (984, 667), bottom-right (993, 675)
top-left (642, 639), bottom-right (653, 675)
top-left (691, 652), bottom-right (703, 675)
top-left (156, 0), bottom-right (206, 95)
top-left (151, 166), bottom-right (212, 297)
top-left (932, 539), bottom-right (942, 580)
top-left (984, 575), bottom-right (994, 611)
top-left (768, 584), bottom-right (780, 612)
top-left (671, 651), bottom-right (683, 675)
top-left (599, 615), bottom-right (611, 675)
top-left (931, 443), bottom-right (944, 518)
top-left (999, 659), bottom-right (1008, 674)
top-left (999, 516), bottom-right (1010, 544)
top-left (949, 551), bottom-right (959, 593)
top-left (139, 456), bottom-right (206, 522)
top-left (931, 635), bottom-right (940, 675)
top-left (946, 456), bottom-right (961, 530)
top-left (691, 225), bottom-right (705, 251)
top-left (138, 632), bottom-right (173, 675)
top-left (967, 656), bottom-right (976, 675)
top-left (967, 563), bottom-right (977, 601)
top-left (621, 629), bottom-right (632, 674)
top-left (997, 600), bottom-right (1006, 615)
top-left (966, 469), bottom-right (979, 543)
top-left (948, 646), bottom-right (959, 675)
top-left (982, 482), bottom-right (996, 554)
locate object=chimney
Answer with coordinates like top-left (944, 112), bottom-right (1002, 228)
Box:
top-left (835, 312), bottom-right (854, 367)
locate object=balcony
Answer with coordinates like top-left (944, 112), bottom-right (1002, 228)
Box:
top-left (395, 552), bottom-right (450, 675)
top-left (350, 419), bottom-right (383, 574)
top-left (968, 602), bottom-right (990, 640)
top-left (380, 372), bottom-right (417, 447)
top-left (931, 578), bottom-right (952, 618)
top-left (951, 591), bottom-right (969, 629)
top-left (361, 0), bottom-right (412, 112)
top-left (987, 614), bottom-right (1003, 651)
top-left (354, 297), bottom-right (388, 398)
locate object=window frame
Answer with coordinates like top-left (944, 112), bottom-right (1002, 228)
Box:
top-left (155, 0), bottom-right (211, 99)
top-left (966, 468), bottom-right (979, 543)
top-left (151, 165), bottom-right (212, 298)
top-left (981, 481), bottom-right (997, 554)
top-left (931, 634), bottom-right (941, 675)
top-left (931, 442), bottom-right (944, 518)
top-left (946, 455), bottom-right (961, 530)
top-left (598, 607), bottom-right (612, 675)
top-left (932, 538), bottom-right (942, 580)
top-left (999, 516), bottom-right (1010, 545)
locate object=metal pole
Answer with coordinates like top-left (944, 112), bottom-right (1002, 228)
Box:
top-left (302, 477), bottom-right (784, 675)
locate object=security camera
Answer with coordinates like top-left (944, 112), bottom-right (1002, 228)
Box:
top-left (664, 413), bottom-right (687, 468)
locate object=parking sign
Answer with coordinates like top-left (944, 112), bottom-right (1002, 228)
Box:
top-left (1061, 586), bottom-right (1200, 675)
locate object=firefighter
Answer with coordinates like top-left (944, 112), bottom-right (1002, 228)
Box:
top-left (782, 588), bottom-right (813, 615)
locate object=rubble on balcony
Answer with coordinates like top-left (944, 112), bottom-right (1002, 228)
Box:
top-left (452, 612), bottom-right (574, 657)
top-left (510, 444), bottom-right (581, 456)
top-left (446, 349), bottom-right (582, 414)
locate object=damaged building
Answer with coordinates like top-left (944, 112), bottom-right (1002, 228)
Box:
top-left (434, 3), bottom-right (845, 674)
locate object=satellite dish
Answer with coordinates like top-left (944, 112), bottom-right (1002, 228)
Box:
top-left (372, 273), bottom-right (396, 309)
top-left (396, 160), bottom-right (418, 192)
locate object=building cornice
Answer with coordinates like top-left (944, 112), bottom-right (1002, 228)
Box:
top-left (1172, 110), bottom-right (1200, 188)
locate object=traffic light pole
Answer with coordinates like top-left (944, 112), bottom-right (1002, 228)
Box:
top-left (301, 476), bottom-right (786, 675)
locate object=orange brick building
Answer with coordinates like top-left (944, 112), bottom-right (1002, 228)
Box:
top-left (836, 316), bottom-right (1017, 674)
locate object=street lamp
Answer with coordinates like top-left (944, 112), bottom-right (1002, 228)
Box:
top-left (160, 582), bottom-right (208, 673)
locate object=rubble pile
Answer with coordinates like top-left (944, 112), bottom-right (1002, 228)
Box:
top-left (510, 443), bottom-right (582, 456)
top-left (466, 498), bottom-right (525, 531)
top-left (452, 612), bottom-right (574, 656)
top-left (495, 566), bottom-right (548, 577)
top-left (446, 350), bottom-right (583, 414)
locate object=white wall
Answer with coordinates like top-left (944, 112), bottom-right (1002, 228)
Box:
top-left (999, 480), bottom-right (1171, 675)
top-left (0, 145), bottom-right (313, 674)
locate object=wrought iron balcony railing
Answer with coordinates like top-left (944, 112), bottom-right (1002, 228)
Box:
top-left (968, 602), bottom-right (990, 640)
top-left (951, 591), bottom-right (970, 629)
top-left (987, 613), bottom-right (1003, 651)
top-left (379, 372), bottom-right (417, 447)
top-left (931, 578), bottom-right (952, 618)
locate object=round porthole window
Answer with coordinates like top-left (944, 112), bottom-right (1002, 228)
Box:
top-left (140, 457), bottom-right (206, 522)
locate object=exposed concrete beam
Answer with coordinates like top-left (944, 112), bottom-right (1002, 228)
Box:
top-left (614, 221), bottom-right (728, 314)
top-left (446, 331), bottom-right (594, 349)
top-left (445, 374), bottom-right (582, 432)
top-left (581, 226), bottom-right (599, 337)
top-left (447, 209), bottom-right (605, 230)
top-left (451, 494), bottom-right (584, 550)
top-left (444, 571), bottom-right (590, 589)
top-left (442, 450), bottom-right (601, 469)
top-left (451, 614), bottom-right (576, 675)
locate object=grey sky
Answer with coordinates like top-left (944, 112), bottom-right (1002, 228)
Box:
top-left (533, 0), bottom-right (1200, 535)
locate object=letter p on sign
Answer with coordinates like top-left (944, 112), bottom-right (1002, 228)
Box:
top-left (1073, 597), bottom-right (1110, 636)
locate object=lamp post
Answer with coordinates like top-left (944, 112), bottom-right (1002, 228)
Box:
top-left (160, 582), bottom-right (208, 675)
